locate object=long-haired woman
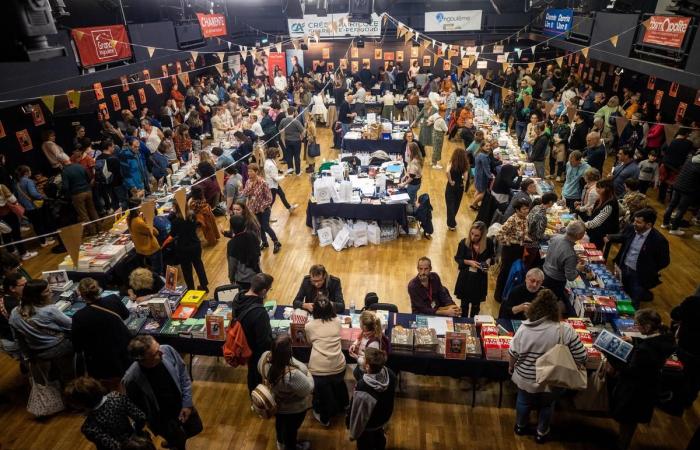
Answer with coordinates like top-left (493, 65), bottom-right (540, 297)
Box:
top-left (583, 178), bottom-right (619, 249)
top-left (454, 221), bottom-right (494, 317)
top-left (169, 202), bottom-right (209, 291)
top-left (445, 149), bottom-right (469, 231)
top-left (398, 142), bottom-right (424, 205)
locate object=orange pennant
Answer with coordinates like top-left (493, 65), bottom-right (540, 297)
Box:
top-left (59, 223), bottom-right (83, 269)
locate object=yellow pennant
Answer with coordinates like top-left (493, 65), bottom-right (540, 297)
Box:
top-left (581, 47), bottom-right (589, 59)
top-left (610, 35), bottom-right (619, 47)
top-left (434, 53), bottom-right (440, 65)
top-left (110, 39), bottom-right (118, 49)
top-left (66, 90), bottom-right (81, 109)
top-left (217, 51), bottom-right (225, 61)
top-left (59, 223), bottom-right (84, 269)
top-left (74, 30), bottom-right (85, 40)
top-left (555, 56), bottom-right (563, 68)
top-left (190, 51), bottom-right (199, 62)
top-left (527, 62), bottom-right (535, 72)
top-left (404, 31), bottom-right (413, 43)
top-left (40, 95), bottom-right (55, 114)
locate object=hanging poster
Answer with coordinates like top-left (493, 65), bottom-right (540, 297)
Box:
top-left (171, 75), bottom-right (178, 87)
top-left (120, 75), bottom-right (129, 92)
top-left (362, 58), bottom-right (370, 67)
top-left (93, 82), bottom-right (104, 100)
top-left (66, 90), bottom-right (79, 109)
top-left (424, 10), bottom-right (482, 32)
top-left (267, 52), bottom-right (286, 82)
top-left (176, 61), bottom-right (182, 73)
top-left (327, 62), bottom-right (335, 72)
top-left (647, 76), bottom-right (656, 90)
top-left (31, 104), bottom-right (45, 126)
top-left (669, 82), bottom-right (679, 98)
top-left (312, 60), bottom-right (320, 72)
top-left (98, 103), bottom-right (110, 120)
top-left (161, 64), bottom-right (169, 77)
top-left (422, 55), bottom-right (431, 66)
top-left (374, 48), bottom-right (382, 59)
top-left (396, 51), bottom-right (404, 62)
top-left (285, 49), bottom-right (303, 76)
top-left (409, 58), bottom-right (417, 69)
top-left (195, 13), bottom-right (227, 38)
top-left (461, 58), bottom-right (470, 67)
top-left (599, 71), bottom-right (606, 86)
top-left (567, 53), bottom-right (573, 65)
top-left (443, 60), bottom-right (451, 71)
top-left (642, 16), bottom-right (691, 49)
top-left (142, 69), bottom-right (150, 81)
top-left (493, 45), bottom-right (504, 54)
top-left (71, 25), bottom-right (132, 68)
top-left (575, 53), bottom-right (580, 64)
top-left (476, 60), bottom-right (487, 69)
top-left (543, 8), bottom-right (573, 36)
top-left (149, 79), bottom-right (163, 94)
top-left (111, 94), bottom-right (121, 111)
top-left (128, 95), bottom-right (137, 111)
top-left (351, 47), bottom-right (359, 58)
top-left (339, 58), bottom-right (348, 69)
top-left (0, 121), bottom-right (5, 139)
top-left (496, 54), bottom-right (506, 63)
top-left (138, 88), bottom-right (147, 104)
top-left (351, 61), bottom-right (359, 73)
top-left (385, 51), bottom-right (394, 61)
top-left (16, 130), bottom-right (33, 152)
top-left (676, 102), bottom-right (687, 120)
top-left (410, 47), bottom-right (419, 58)
top-left (654, 90), bottom-right (664, 109)
top-left (322, 48), bottom-right (330, 59)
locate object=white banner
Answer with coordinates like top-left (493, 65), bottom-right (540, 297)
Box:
top-left (288, 13), bottom-right (382, 38)
top-left (424, 10), bottom-right (482, 32)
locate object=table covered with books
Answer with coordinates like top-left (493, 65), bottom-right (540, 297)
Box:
top-left (341, 117), bottom-right (409, 155)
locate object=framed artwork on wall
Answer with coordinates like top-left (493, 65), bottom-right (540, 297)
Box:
top-left (396, 51), bottom-right (404, 62)
top-left (374, 48), bottom-right (382, 59)
top-left (322, 48), bottom-right (330, 59)
top-left (422, 55), bottom-right (431, 67)
top-left (384, 51), bottom-right (394, 61)
top-left (351, 47), bottom-right (359, 58)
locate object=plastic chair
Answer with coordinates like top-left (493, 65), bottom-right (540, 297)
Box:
top-left (368, 303), bottom-right (399, 313)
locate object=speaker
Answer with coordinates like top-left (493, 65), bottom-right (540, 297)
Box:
top-left (8, 0), bottom-right (66, 61)
top-left (349, 0), bottom-right (372, 24)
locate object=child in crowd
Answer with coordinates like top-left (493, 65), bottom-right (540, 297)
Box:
top-left (347, 348), bottom-right (396, 450)
top-left (349, 311), bottom-right (385, 380)
top-left (637, 151), bottom-right (659, 194)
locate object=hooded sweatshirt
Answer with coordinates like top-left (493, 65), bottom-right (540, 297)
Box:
top-left (232, 293), bottom-right (272, 361)
top-left (347, 366), bottom-right (396, 439)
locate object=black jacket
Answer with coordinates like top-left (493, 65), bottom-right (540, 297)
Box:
top-left (583, 144), bottom-right (606, 174)
top-left (72, 295), bottom-right (131, 379)
top-left (569, 121), bottom-right (589, 151)
top-left (499, 285), bottom-right (540, 320)
top-left (610, 226), bottom-right (670, 289)
top-left (671, 295), bottom-right (700, 357)
top-left (529, 134), bottom-right (549, 162)
top-left (292, 275), bottom-right (345, 313)
top-left (673, 154), bottom-right (700, 195)
top-left (232, 293), bottom-right (272, 359)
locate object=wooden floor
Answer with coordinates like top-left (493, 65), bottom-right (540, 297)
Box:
top-left (2, 127), bottom-right (700, 450)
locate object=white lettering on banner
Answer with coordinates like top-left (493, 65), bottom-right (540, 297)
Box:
top-left (288, 13), bottom-right (382, 37)
top-left (424, 10), bottom-right (482, 32)
top-left (648, 16), bottom-right (688, 33)
top-left (201, 16), bottom-right (225, 27)
top-left (91, 30), bottom-right (117, 60)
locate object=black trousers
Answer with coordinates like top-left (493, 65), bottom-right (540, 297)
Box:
top-left (25, 206), bottom-right (53, 243)
top-left (275, 411), bottom-right (307, 448)
top-left (459, 298), bottom-right (483, 318)
top-left (357, 428), bottom-right (386, 450)
top-left (444, 182), bottom-right (464, 228)
top-left (155, 407), bottom-right (203, 450)
top-left (255, 208), bottom-right (278, 246)
top-left (312, 371), bottom-right (349, 423)
top-left (494, 244), bottom-right (523, 303)
top-left (272, 186), bottom-right (291, 209)
top-left (178, 245), bottom-right (208, 290)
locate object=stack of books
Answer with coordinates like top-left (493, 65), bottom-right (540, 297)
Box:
top-left (413, 328), bottom-right (438, 354)
top-left (390, 326), bottom-right (414, 352)
top-left (270, 319), bottom-right (291, 339)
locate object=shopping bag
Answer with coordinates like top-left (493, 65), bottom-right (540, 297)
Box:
top-left (27, 366), bottom-right (65, 417)
top-left (367, 222), bottom-right (381, 245)
top-left (535, 324), bottom-right (587, 390)
top-left (317, 227), bottom-right (333, 247)
top-left (573, 359), bottom-right (609, 411)
top-left (308, 143), bottom-right (321, 158)
top-left (332, 226), bottom-right (350, 251)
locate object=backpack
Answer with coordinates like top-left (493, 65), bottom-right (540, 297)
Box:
top-left (222, 306), bottom-right (259, 367)
top-left (250, 382), bottom-right (276, 419)
top-left (94, 157), bottom-right (113, 184)
top-left (503, 259), bottom-right (526, 301)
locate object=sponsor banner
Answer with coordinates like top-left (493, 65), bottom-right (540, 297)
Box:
top-left (196, 13), bottom-right (227, 38)
top-left (543, 8), bottom-right (573, 36)
top-left (642, 15), bottom-right (691, 48)
top-left (71, 25), bottom-right (132, 68)
top-left (287, 13), bottom-right (382, 37)
top-left (424, 10), bottom-right (482, 32)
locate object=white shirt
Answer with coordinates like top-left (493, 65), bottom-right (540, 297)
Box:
top-left (264, 158), bottom-right (284, 189)
top-left (274, 76), bottom-right (288, 92)
top-left (355, 88), bottom-right (366, 103)
top-left (250, 121), bottom-right (264, 137)
top-left (145, 127), bottom-right (161, 154)
top-left (383, 92), bottom-right (395, 106)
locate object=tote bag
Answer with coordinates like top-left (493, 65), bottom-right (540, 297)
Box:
top-left (27, 364), bottom-right (65, 417)
top-left (535, 324), bottom-right (587, 390)
top-left (573, 358), bottom-right (609, 411)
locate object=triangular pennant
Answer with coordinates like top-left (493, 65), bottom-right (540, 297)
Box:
top-left (474, 52), bottom-right (479, 62)
top-left (664, 124), bottom-right (681, 145)
top-left (432, 39), bottom-right (436, 48)
top-left (479, 77), bottom-right (487, 91)
top-left (140, 200), bottom-right (156, 228)
top-left (190, 51), bottom-right (199, 62)
top-left (434, 53), bottom-right (440, 65)
top-left (441, 43), bottom-right (447, 54)
top-left (275, 42), bottom-right (282, 53)
top-left (215, 63), bottom-right (224, 76)
top-left (615, 115), bottom-right (629, 136)
top-left (217, 51), bottom-right (225, 61)
top-left (404, 31), bottom-right (413, 43)
top-left (215, 169), bottom-right (225, 192)
top-left (74, 30), bottom-right (85, 40)
top-left (516, 49), bottom-right (522, 59)
top-left (59, 223), bottom-right (83, 269)
top-left (173, 188), bottom-right (187, 218)
top-left (581, 47), bottom-right (589, 59)
top-left (147, 46), bottom-right (155, 58)
top-left (66, 90), bottom-right (81, 109)
top-left (503, 52), bottom-right (510, 60)
top-left (421, 39), bottom-right (430, 50)
top-left (555, 56), bottom-right (563, 68)
top-left (396, 24), bottom-right (404, 38)
top-left (227, 41), bottom-right (231, 50)
top-left (610, 35), bottom-right (619, 47)
top-left (523, 93), bottom-right (532, 109)
top-left (531, 45), bottom-right (536, 55)
top-left (528, 62), bottom-right (535, 72)
top-left (292, 39), bottom-right (299, 50)
top-left (479, 45), bottom-right (483, 53)
top-left (40, 95), bottom-right (55, 114)
top-left (414, 32), bottom-right (420, 42)
top-left (110, 39), bottom-right (118, 49)
top-left (177, 73), bottom-right (188, 86)
top-left (502, 62), bottom-right (509, 72)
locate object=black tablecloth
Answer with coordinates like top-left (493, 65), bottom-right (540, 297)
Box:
top-left (305, 200), bottom-right (409, 232)
top-left (341, 138), bottom-right (405, 154)
top-left (66, 251), bottom-right (139, 288)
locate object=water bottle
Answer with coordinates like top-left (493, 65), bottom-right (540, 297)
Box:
top-left (349, 301), bottom-right (356, 315)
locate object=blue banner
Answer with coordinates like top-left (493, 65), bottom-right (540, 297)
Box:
top-left (543, 8), bottom-right (573, 36)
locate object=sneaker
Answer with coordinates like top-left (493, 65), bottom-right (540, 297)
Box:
top-left (20, 226), bottom-right (31, 233)
top-left (40, 238), bottom-right (56, 247)
top-left (286, 168), bottom-right (294, 174)
top-left (312, 410), bottom-right (329, 427)
top-left (669, 229), bottom-right (685, 236)
top-left (432, 164), bottom-right (443, 169)
top-left (21, 251), bottom-right (38, 261)
top-left (535, 430), bottom-right (550, 444)
top-left (661, 223), bottom-right (669, 229)
top-left (514, 425), bottom-right (528, 436)
top-left (270, 218), bottom-right (278, 223)
top-left (289, 204), bottom-right (298, 211)
top-left (260, 242), bottom-right (270, 250)
top-left (273, 242), bottom-right (282, 254)
top-left (447, 226), bottom-right (456, 231)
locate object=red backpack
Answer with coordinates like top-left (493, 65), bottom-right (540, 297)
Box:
top-left (222, 306), bottom-right (258, 367)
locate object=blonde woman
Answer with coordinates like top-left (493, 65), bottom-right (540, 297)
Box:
top-left (304, 117), bottom-right (318, 173)
top-left (127, 267), bottom-right (164, 303)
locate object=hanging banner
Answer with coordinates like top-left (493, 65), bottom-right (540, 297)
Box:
top-left (71, 25), bottom-right (132, 68)
top-left (93, 83), bottom-right (104, 100)
top-left (16, 129), bottom-right (33, 152)
top-left (31, 105), bottom-right (45, 127)
top-left (676, 102), bottom-right (687, 120)
top-left (111, 94), bottom-right (121, 111)
top-left (267, 52), bottom-right (286, 83)
top-left (543, 8), bottom-right (573, 37)
top-left (98, 103), bottom-right (110, 120)
top-left (127, 95), bottom-right (137, 111)
top-left (0, 121), bottom-right (4, 139)
top-left (642, 16), bottom-right (691, 48)
top-left (424, 10), bottom-right (482, 32)
top-left (138, 88), bottom-right (147, 104)
top-left (287, 13), bottom-right (382, 38)
top-left (195, 13), bottom-right (227, 38)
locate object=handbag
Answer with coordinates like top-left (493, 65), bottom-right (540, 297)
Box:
top-left (307, 143), bottom-right (321, 158)
top-left (535, 324), bottom-right (588, 390)
top-left (573, 358), bottom-right (609, 412)
top-left (27, 364), bottom-right (65, 417)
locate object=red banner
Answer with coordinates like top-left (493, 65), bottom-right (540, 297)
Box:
top-left (72, 25), bottom-right (132, 67)
top-left (267, 52), bottom-right (287, 84)
top-left (642, 16), bottom-right (691, 48)
top-left (196, 13), bottom-right (227, 38)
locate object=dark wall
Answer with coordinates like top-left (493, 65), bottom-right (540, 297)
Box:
top-left (590, 12), bottom-right (639, 58)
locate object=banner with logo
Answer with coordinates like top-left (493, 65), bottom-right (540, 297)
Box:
top-left (642, 16), bottom-right (691, 48)
top-left (424, 10), bottom-right (482, 32)
top-left (196, 13), bottom-right (227, 38)
top-left (287, 13), bottom-right (382, 38)
top-left (543, 8), bottom-right (573, 36)
top-left (71, 25), bottom-right (132, 68)
top-left (267, 52), bottom-right (286, 83)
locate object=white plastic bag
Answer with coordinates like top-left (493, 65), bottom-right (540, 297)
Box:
top-left (367, 222), bottom-right (381, 245)
top-left (313, 177), bottom-right (333, 204)
top-left (317, 227), bottom-right (333, 247)
top-left (352, 221), bottom-right (368, 247)
top-left (332, 226), bottom-right (350, 251)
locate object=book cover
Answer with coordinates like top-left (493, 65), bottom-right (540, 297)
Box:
top-left (165, 265), bottom-right (178, 291)
top-left (445, 332), bottom-right (467, 360)
top-left (593, 329), bottom-right (634, 362)
top-left (172, 305), bottom-right (197, 320)
top-left (291, 323), bottom-right (309, 347)
top-left (148, 298), bottom-right (172, 322)
top-left (181, 290), bottom-right (207, 307)
top-left (206, 315), bottom-right (225, 341)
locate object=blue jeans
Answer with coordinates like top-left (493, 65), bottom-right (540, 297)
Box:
top-left (515, 389), bottom-right (561, 435)
top-left (406, 183), bottom-right (420, 205)
top-left (340, 123), bottom-right (351, 149)
top-left (515, 121), bottom-right (527, 146)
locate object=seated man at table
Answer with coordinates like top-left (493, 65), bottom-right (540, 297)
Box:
top-left (293, 264), bottom-right (345, 313)
top-left (499, 268), bottom-right (544, 320)
top-left (408, 257), bottom-right (460, 316)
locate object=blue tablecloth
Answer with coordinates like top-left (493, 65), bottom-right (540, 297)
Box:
top-left (341, 138), bottom-right (405, 154)
top-left (305, 200), bottom-right (409, 232)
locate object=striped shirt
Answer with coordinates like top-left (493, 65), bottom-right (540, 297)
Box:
top-left (509, 318), bottom-right (587, 393)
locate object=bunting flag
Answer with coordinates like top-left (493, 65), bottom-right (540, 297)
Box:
top-left (215, 63), bottom-right (224, 76)
top-left (227, 41), bottom-right (231, 50)
top-left (74, 30), bottom-right (85, 40)
top-left (414, 32), bottom-right (420, 42)
top-left (432, 39), bottom-right (436, 48)
top-left (664, 124), bottom-right (681, 145)
top-left (216, 37), bottom-right (222, 45)
top-left (502, 62), bottom-right (509, 72)
top-left (177, 73), bottom-right (189, 87)
top-left (503, 52), bottom-right (510, 60)
top-left (555, 56), bottom-right (564, 68)
top-left (292, 39), bottom-right (299, 50)
top-left (527, 62), bottom-right (535, 72)
top-left (190, 51), bottom-right (199, 62)
top-left (216, 52), bottom-right (225, 61)
top-left (610, 35), bottom-right (619, 47)
top-left (275, 42), bottom-right (282, 53)
top-left (479, 77), bottom-right (487, 91)
top-left (615, 115), bottom-right (629, 136)
top-left (523, 93), bottom-right (532, 109)
top-left (141, 200), bottom-right (156, 228)
top-left (396, 24), bottom-right (404, 38)
top-left (66, 90), bottom-right (81, 109)
top-left (173, 188), bottom-right (187, 218)
top-left (110, 39), bottom-right (118, 49)
top-left (59, 223), bottom-right (83, 269)
top-left (581, 47), bottom-right (589, 59)
top-left (531, 45), bottom-right (536, 55)
top-left (421, 39), bottom-right (430, 50)
top-left (215, 169), bottom-right (225, 192)
top-left (404, 31), bottom-right (413, 43)
top-left (147, 47), bottom-right (155, 58)
top-left (434, 53), bottom-right (440, 65)
top-left (383, 14), bottom-right (388, 26)
top-left (40, 95), bottom-right (55, 114)
top-left (441, 43), bottom-right (448, 54)
top-left (516, 49), bottom-right (522, 59)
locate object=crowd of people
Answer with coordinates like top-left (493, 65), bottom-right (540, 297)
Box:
top-left (0, 41), bottom-right (698, 450)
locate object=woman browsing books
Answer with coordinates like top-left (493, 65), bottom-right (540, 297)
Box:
top-left (453, 221), bottom-right (494, 317)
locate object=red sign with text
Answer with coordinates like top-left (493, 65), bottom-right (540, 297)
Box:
top-left (196, 13), bottom-right (227, 38)
top-left (642, 16), bottom-right (691, 48)
top-left (72, 25), bottom-right (132, 67)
